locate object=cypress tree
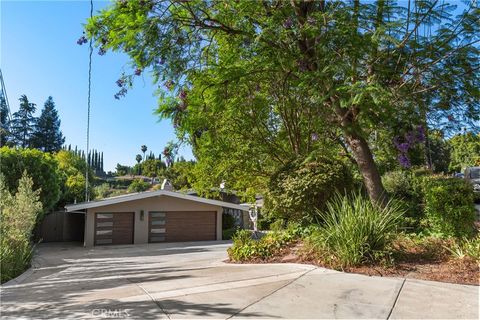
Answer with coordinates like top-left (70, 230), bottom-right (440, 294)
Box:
top-left (100, 152), bottom-right (104, 172)
top-left (10, 95), bottom-right (36, 148)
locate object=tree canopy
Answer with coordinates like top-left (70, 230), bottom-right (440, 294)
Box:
top-left (31, 96), bottom-right (65, 152)
top-left (86, 0), bottom-right (480, 204)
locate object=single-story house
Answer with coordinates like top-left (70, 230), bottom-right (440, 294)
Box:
top-left (65, 189), bottom-right (249, 247)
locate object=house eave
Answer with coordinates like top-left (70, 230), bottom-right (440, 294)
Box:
top-left (65, 190), bottom-right (248, 212)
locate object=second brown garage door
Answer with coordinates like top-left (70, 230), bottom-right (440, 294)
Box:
top-left (149, 211), bottom-right (216, 243)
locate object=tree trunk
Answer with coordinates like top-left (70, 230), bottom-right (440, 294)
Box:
top-left (344, 131), bottom-right (388, 206)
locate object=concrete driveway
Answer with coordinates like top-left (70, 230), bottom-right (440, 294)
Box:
top-left (1, 242), bottom-right (478, 319)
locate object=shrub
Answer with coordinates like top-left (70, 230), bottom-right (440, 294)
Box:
top-left (222, 227), bottom-right (238, 240)
top-left (269, 219), bottom-right (284, 232)
top-left (222, 213), bottom-right (236, 230)
top-left (0, 172), bottom-right (42, 283)
top-left (228, 226), bottom-right (300, 262)
top-left (304, 193), bottom-right (403, 268)
top-left (263, 156), bottom-right (352, 223)
top-left (0, 147), bottom-right (60, 213)
top-left (93, 183), bottom-right (111, 199)
top-left (423, 177), bottom-right (475, 238)
top-left (127, 179), bottom-right (150, 193)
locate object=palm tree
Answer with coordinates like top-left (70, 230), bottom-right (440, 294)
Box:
top-left (141, 145), bottom-right (147, 161)
top-left (135, 154), bottom-right (143, 175)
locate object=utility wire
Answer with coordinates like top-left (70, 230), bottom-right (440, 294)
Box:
top-left (85, 0), bottom-right (93, 202)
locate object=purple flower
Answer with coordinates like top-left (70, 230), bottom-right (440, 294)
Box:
top-left (405, 131), bottom-right (416, 144)
top-left (398, 154), bottom-right (411, 168)
top-left (311, 133), bottom-right (319, 141)
top-left (114, 88), bottom-right (127, 100)
top-left (283, 17), bottom-right (293, 29)
top-left (164, 80), bottom-right (174, 90)
top-left (416, 125), bottom-right (425, 142)
top-left (76, 36), bottom-right (88, 45)
top-left (159, 57), bottom-right (165, 65)
top-left (98, 47), bottom-right (106, 56)
top-left (179, 89), bottom-right (187, 101)
top-left (397, 142), bottom-right (410, 153)
top-left (116, 79), bottom-right (125, 87)
top-left (134, 68), bottom-right (142, 76)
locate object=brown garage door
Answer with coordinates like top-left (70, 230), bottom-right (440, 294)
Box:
top-left (149, 211), bottom-right (216, 243)
top-left (95, 212), bottom-right (134, 245)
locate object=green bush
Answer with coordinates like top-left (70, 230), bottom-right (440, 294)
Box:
top-left (263, 156), bottom-right (352, 223)
top-left (222, 213), bottom-right (236, 230)
top-left (228, 226), bottom-right (300, 262)
top-left (304, 193), bottom-right (403, 268)
top-left (127, 179), bottom-right (150, 193)
top-left (0, 172), bottom-right (43, 283)
top-left (423, 177), bottom-right (476, 238)
top-left (0, 147), bottom-right (60, 213)
top-left (382, 170), bottom-right (425, 230)
top-left (222, 227), bottom-right (238, 240)
top-left (93, 183), bottom-right (111, 199)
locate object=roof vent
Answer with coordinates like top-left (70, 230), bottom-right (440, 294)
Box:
top-left (161, 179), bottom-right (174, 191)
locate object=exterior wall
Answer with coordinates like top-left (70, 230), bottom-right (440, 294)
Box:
top-left (84, 195), bottom-right (223, 247)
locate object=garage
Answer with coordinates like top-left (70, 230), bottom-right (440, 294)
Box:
top-left (65, 189), bottom-right (248, 247)
top-left (149, 211), bottom-right (216, 243)
top-left (94, 212), bottom-right (134, 245)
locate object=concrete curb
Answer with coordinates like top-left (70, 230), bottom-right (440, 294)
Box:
top-left (1, 266), bottom-right (35, 287)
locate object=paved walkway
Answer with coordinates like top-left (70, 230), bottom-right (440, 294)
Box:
top-left (1, 242), bottom-right (478, 319)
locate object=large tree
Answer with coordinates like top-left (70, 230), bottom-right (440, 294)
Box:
top-left (31, 96), bottom-right (65, 152)
top-left (0, 94), bottom-right (11, 147)
top-left (86, 0), bottom-right (480, 205)
top-left (10, 95), bottom-right (36, 148)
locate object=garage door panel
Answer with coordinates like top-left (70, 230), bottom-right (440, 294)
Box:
top-left (148, 211), bottom-right (216, 243)
top-left (95, 212), bottom-right (134, 246)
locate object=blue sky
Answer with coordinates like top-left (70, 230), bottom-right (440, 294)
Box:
top-left (1, 0), bottom-right (193, 172)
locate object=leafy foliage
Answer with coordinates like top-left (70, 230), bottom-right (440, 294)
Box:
top-left (448, 132), bottom-right (480, 173)
top-left (141, 159), bottom-right (166, 178)
top-left (382, 170), bottom-right (425, 230)
top-left (0, 147), bottom-right (60, 213)
top-left (86, 0), bottom-right (480, 205)
top-left (228, 225), bottom-right (301, 262)
top-left (127, 179), bottom-right (150, 193)
top-left (423, 177), bottom-right (476, 238)
top-left (0, 172), bottom-right (42, 283)
top-left (264, 156), bottom-right (352, 223)
top-left (55, 150), bottom-right (94, 205)
top-left (304, 193), bottom-right (403, 268)
top-left (445, 236), bottom-right (480, 261)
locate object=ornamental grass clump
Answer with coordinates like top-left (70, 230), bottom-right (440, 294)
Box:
top-left (305, 193), bottom-right (403, 268)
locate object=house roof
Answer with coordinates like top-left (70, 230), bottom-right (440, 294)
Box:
top-left (65, 189), bottom-right (249, 212)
